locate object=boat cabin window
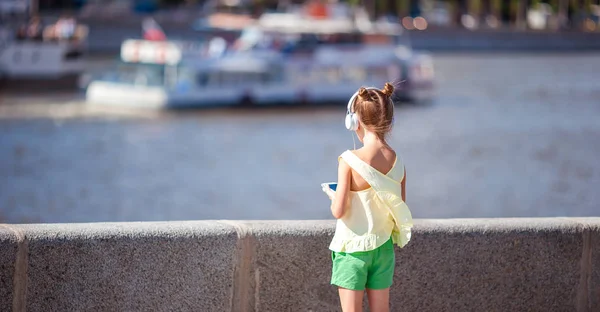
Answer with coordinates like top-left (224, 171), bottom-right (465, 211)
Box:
top-left (368, 66), bottom-right (389, 81)
top-left (290, 64), bottom-right (368, 85)
top-left (198, 69), bottom-right (279, 87)
top-left (98, 62), bottom-right (167, 86)
top-left (289, 33), bottom-right (360, 53)
top-left (343, 67), bottom-right (367, 82)
top-left (64, 50), bottom-right (83, 60)
top-left (296, 66), bottom-right (341, 84)
top-left (288, 65), bottom-right (311, 84)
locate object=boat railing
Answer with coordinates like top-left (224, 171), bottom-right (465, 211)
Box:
top-left (256, 12), bottom-right (403, 36)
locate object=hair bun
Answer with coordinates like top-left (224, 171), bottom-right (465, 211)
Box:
top-left (357, 87), bottom-right (370, 100)
top-left (381, 82), bottom-right (394, 97)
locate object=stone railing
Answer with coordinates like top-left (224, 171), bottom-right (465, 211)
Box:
top-left (1, 218), bottom-right (599, 311)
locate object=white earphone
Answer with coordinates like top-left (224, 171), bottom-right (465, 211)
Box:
top-left (345, 87), bottom-right (379, 131)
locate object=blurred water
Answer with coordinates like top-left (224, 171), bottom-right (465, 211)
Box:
top-left (1, 53), bottom-right (600, 223)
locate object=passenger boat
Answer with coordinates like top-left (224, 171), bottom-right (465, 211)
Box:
top-left (252, 11), bottom-right (436, 103)
top-left (84, 12), bottom-right (435, 108)
top-left (0, 22), bottom-right (88, 91)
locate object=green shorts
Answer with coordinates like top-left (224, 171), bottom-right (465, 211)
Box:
top-left (330, 238), bottom-right (395, 291)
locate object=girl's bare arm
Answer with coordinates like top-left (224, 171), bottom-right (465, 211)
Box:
top-left (330, 159), bottom-right (352, 219)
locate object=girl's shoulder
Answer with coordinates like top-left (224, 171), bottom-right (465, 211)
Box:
top-left (337, 148), bottom-right (365, 163)
top-left (338, 148), bottom-right (358, 157)
top-left (347, 147), bottom-right (367, 157)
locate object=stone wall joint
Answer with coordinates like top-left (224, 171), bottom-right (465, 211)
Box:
top-left (218, 221), bottom-right (256, 312)
top-left (576, 228), bottom-right (592, 312)
top-left (0, 224), bottom-right (28, 312)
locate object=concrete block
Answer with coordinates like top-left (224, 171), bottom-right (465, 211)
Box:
top-left (393, 218), bottom-right (586, 312)
top-left (0, 226), bottom-right (18, 312)
top-left (15, 221), bottom-right (237, 312)
top-left (234, 219), bottom-right (600, 312)
top-left (241, 220), bottom-right (339, 312)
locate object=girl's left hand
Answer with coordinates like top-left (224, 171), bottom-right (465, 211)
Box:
top-left (322, 186), bottom-right (336, 201)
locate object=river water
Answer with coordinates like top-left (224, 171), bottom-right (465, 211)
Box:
top-left (1, 53), bottom-right (599, 223)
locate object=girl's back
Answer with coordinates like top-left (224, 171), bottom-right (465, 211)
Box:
top-left (349, 146), bottom-right (397, 192)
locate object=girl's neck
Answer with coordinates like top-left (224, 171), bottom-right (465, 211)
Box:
top-left (361, 131), bottom-right (389, 149)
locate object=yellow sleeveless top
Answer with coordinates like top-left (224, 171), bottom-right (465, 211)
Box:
top-left (329, 150), bottom-right (413, 253)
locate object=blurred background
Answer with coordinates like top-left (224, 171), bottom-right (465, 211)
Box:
top-left (0, 0), bottom-right (599, 223)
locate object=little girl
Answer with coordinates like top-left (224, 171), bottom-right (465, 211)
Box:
top-left (323, 83), bottom-right (413, 312)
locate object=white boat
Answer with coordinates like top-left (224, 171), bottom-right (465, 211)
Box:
top-left (251, 12), bottom-right (436, 103)
top-left (84, 14), bottom-right (435, 108)
top-left (0, 24), bottom-right (87, 81)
